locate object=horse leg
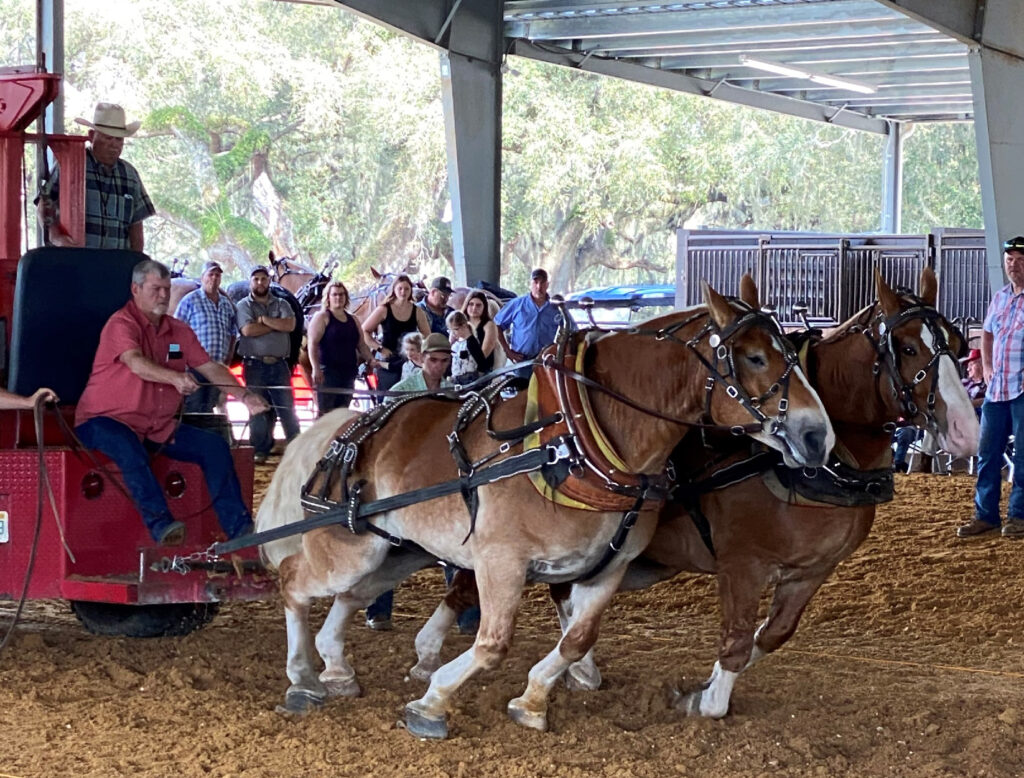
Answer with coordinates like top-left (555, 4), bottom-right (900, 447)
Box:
top-left (751, 572), bottom-right (831, 664)
top-left (547, 582), bottom-right (602, 692)
top-left (507, 571), bottom-right (624, 732)
top-left (410, 568), bottom-right (478, 682)
top-left (314, 595), bottom-right (362, 698)
top-left (279, 562), bottom-right (328, 714)
top-left (674, 560), bottom-right (769, 719)
top-left (403, 564), bottom-right (524, 740)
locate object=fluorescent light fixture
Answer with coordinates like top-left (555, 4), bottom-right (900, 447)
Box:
top-left (739, 55), bottom-right (877, 95)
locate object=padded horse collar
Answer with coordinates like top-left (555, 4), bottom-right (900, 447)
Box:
top-left (526, 331), bottom-right (672, 513)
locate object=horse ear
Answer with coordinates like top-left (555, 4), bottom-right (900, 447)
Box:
top-left (739, 274), bottom-right (759, 309)
top-left (703, 281), bottom-right (736, 329)
top-left (875, 268), bottom-right (900, 317)
top-left (268, 250), bottom-right (275, 262)
top-left (371, 267), bottom-right (382, 280)
top-left (920, 266), bottom-right (937, 307)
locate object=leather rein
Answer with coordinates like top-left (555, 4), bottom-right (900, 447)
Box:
top-left (211, 301), bottom-right (805, 584)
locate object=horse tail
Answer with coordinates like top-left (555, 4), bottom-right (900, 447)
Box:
top-left (257, 407), bottom-right (361, 569)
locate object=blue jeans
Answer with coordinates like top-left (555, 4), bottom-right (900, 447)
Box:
top-left (75, 417), bottom-right (253, 542)
top-left (974, 395), bottom-right (1024, 525)
top-left (892, 427), bottom-right (921, 465)
top-left (366, 590), bottom-right (393, 622)
top-left (183, 368), bottom-right (220, 414)
top-left (243, 359), bottom-right (300, 456)
top-left (443, 564), bottom-right (480, 633)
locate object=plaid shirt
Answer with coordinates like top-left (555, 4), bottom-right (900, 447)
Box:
top-left (174, 289), bottom-right (238, 363)
top-left (52, 148), bottom-right (155, 249)
top-left (983, 283), bottom-right (1024, 402)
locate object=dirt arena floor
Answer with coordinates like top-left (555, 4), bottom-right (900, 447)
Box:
top-left (2, 468), bottom-right (1023, 777)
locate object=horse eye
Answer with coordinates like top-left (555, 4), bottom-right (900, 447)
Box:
top-left (901, 345), bottom-right (917, 357)
top-left (745, 353), bottom-right (767, 368)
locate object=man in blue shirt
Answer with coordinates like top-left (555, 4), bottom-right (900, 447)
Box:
top-left (494, 268), bottom-right (561, 368)
top-left (417, 276), bottom-right (455, 334)
top-left (174, 261), bottom-right (238, 413)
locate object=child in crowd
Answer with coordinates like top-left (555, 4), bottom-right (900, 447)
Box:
top-left (400, 332), bottom-right (424, 379)
top-left (446, 310), bottom-right (479, 386)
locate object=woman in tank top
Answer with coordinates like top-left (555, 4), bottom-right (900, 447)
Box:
top-left (308, 281), bottom-right (375, 415)
top-left (361, 274), bottom-right (430, 397)
top-left (460, 290), bottom-right (501, 375)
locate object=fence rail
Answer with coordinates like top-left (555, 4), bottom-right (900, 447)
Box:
top-left (676, 228), bottom-right (990, 327)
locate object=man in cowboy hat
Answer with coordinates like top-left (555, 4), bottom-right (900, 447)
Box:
top-left (40, 102), bottom-right (155, 252)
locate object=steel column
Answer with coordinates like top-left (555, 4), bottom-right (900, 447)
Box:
top-left (970, 44), bottom-right (1024, 295)
top-left (880, 120), bottom-right (904, 233)
top-left (438, 0), bottom-right (503, 286)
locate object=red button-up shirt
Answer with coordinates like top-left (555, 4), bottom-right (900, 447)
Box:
top-left (75, 301), bottom-right (211, 442)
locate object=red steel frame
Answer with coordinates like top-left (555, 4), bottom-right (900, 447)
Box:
top-left (0, 70), bottom-right (274, 610)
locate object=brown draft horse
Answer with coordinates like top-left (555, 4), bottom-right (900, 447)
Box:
top-left (255, 280), bottom-right (834, 738)
top-left (413, 267), bottom-right (979, 718)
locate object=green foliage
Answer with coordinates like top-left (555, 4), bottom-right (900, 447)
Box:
top-left (0, 0), bottom-right (984, 292)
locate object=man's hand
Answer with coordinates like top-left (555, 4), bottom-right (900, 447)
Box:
top-left (30, 387), bottom-right (59, 406)
top-left (172, 372), bottom-right (200, 395)
top-left (507, 349), bottom-right (524, 362)
top-left (243, 392), bottom-right (270, 415)
top-left (311, 367), bottom-right (324, 386)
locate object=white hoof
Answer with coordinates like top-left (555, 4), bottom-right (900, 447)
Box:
top-left (507, 698), bottom-right (548, 732)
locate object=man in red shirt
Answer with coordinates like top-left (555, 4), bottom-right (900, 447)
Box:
top-left (75, 258), bottom-right (269, 545)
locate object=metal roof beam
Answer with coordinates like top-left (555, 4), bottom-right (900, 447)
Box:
top-left (871, 0), bottom-right (977, 45)
top-left (623, 34), bottom-right (955, 64)
top-left (747, 72), bottom-right (971, 92)
top-left (688, 54), bottom-right (967, 79)
top-left (652, 45), bottom-right (966, 72)
top-left (566, 20), bottom-right (938, 54)
top-left (509, 38), bottom-right (891, 133)
top-left (506, 0), bottom-right (905, 40)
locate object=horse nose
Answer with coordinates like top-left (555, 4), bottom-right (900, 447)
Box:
top-left (801, 427), bottom-right (829, 465)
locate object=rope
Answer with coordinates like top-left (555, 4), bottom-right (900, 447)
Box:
top-left (0, 395), bottom-right (52, 656)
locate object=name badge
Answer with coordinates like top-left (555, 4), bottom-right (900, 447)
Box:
top-left (168, 343), bottom-right (183, 360)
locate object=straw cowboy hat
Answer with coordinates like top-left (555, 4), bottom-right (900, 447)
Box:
top-left (74, 102), bottom-right (141, 138)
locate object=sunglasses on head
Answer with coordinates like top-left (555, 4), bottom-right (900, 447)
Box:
top-left (1004, 237), bottom-right (1024, 252)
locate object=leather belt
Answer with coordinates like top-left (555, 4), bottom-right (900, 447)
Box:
top-left (243, 355), bottom-right (284, 364)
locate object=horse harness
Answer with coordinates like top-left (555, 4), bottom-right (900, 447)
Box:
top-left (675, 295), bottom-right (958, 559)
top-left (860, 295), bottom-right (962, 431)
top-left (213, 301), bottom-right (804, 582)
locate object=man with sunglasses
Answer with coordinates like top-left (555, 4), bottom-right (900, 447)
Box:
top-left (958, 236), bottom-right (1024, 539)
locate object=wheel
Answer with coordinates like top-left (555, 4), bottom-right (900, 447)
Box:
top-left (70, 600), bottom-right (220, 638)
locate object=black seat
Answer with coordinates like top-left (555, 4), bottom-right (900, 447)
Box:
top-left (9, 247), bottom-right (143, 404)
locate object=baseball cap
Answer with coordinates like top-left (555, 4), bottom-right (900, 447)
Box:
top-left (421, 333), bottom-right (451, 354)
top-left (201, 261), bottom-right (223, 274)
top-left (431, 276), bottom-right (453, 295)
top-left (531, 268), bottom-right (548, 281)
top-left (250, 266), bottom-right (270, 278)
top-left (1004, 236), bottom-right (1024, 253)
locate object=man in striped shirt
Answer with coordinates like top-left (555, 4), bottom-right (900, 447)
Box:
top-left (959, 236), bottom-right (1024, 539)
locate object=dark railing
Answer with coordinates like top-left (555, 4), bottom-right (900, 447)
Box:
top-left (676, 228), bottom-right (991, 328)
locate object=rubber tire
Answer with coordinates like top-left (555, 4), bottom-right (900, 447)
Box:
top-left (70, 601), bottom-right (220, 638)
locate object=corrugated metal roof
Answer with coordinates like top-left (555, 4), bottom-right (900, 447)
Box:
top-left (503, 0), bottom-right (973, 126)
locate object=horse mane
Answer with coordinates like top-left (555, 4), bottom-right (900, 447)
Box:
top-left (256, 407), bottom-right (360, 569)
top-left (818, 303), bottom-right (878, 344)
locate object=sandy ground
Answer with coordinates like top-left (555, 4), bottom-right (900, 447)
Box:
top-left (2, 469), bottom-right (1023, 778)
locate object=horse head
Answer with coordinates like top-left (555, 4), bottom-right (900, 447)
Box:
top-left (871, 267), bottom-right (978, 458)
top-left (700, 279), bottom-right (834, 468)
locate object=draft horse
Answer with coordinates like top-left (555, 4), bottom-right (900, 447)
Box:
top-left (416, 267), bottom-right (976, 719)
top-left (255, 280), bottom-right (835, 738)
